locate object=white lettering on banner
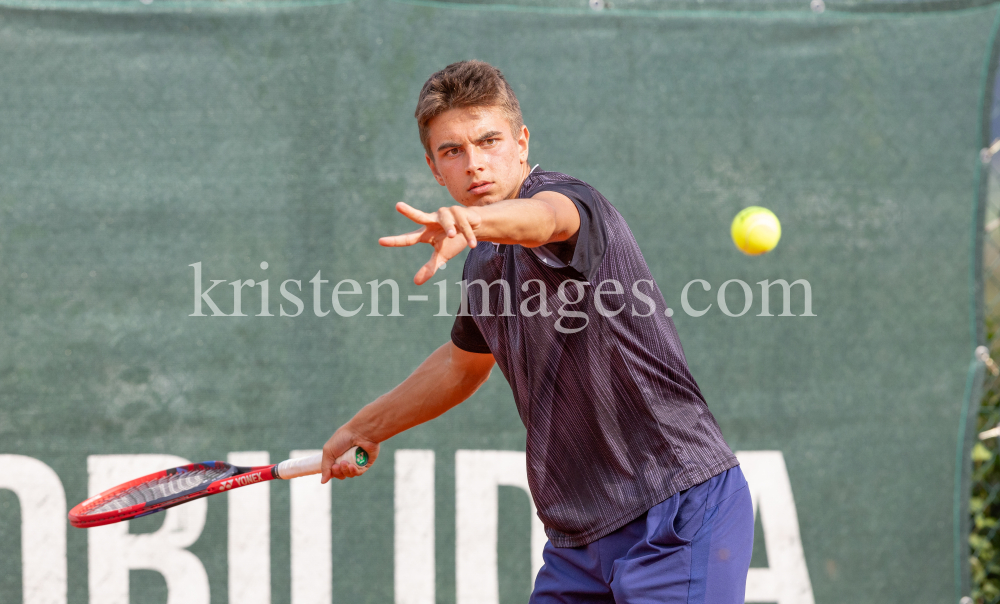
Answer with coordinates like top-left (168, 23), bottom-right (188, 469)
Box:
top-left (367, 279), bottom-right (404, 317)
top-left (289, 449), bottom-right (331, 604)
top-left (0, 455), bottom-right (67, 604)
top-left (757, 280), bottom-right (816, 317)
top-left (0, 449), bottom-right (811, 603)
top-left (681, 279), bottom-right (713, 317)
top-left (192, 263), bottom-right (817, 320)
top-left (718, 279), bottom-right (754, 317)
top-left (737, 450), bottom-right (816, 604)
top-left (280, 279), bottom-right (305, 317)
top-left (394, 450), bottom-right (436, 604)
top-left (455, 450), bottom-right (547, 604)
top-left (87, 455), bottom-right (209, 604)
top-left (189, 262), bottom-right (228, 316)
top-left (228, 452), bottom-right (271, 604)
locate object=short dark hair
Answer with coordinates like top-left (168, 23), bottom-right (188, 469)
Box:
top-left (415, 60), bottom-right (524, 155)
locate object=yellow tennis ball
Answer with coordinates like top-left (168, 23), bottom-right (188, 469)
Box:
top-left (731, 206), bottom-right (781, 255)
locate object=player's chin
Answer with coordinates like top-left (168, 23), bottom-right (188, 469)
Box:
top-left (463, 192), bottom-right (502, 207)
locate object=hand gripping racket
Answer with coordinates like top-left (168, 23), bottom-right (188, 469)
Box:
top-left (68, 447), bottom-right (368, 528)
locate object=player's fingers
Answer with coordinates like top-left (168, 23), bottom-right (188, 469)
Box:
top-left (324, 451), bottom-right (344, 480)
top-left (413, 247), bottom-right (446, 285)
top-left (437, 208), bottom-right (459, 238)
top-left (334, 460), bottom-right (352, 480)
top-left (345, 459), bottom-right (366, 478)
top-left (454, 212), bottom-right (477, 248)
top-left (396, 202), bottom-right (435, 225)
top-left (321, 439), bottom-right (342, 483)
top-left (414, 261), bottom-right (436, 286)
top-left (324, 462), bottom-right (341, 482)
top-left (379, 227), bottom-right (426, 247)
top-left (334, 453), bottom-right (370, 479)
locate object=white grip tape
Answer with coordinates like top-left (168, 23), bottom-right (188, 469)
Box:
top-left (275, 446), bottom-right (361, 480)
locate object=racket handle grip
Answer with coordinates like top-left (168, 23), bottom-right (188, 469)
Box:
top-left (275, 446), bottom-right (369, 479)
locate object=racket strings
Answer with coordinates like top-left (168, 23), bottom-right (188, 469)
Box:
top-left (87, 466), bottom-right (230, 514)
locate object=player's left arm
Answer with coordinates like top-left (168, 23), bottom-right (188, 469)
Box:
top-left (381, 192), bottom-right (580, 284)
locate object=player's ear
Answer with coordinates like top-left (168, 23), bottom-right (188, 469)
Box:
top-left (518, 125), bottom-right (530, 163)
top-left (425, 153), bottom-right (446, 186)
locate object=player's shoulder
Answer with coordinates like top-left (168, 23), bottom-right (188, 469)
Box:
top-left (521, 167), bottom-right (593, 195)
top-left (520, 168), bottom-right (614, 214)
top-left (521, 167), bottom-right (622, 224)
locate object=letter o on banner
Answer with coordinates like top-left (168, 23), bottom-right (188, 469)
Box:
top-left (717, 279), bottom-right (753, 317)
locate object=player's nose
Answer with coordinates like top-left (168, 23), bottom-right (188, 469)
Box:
top-left (465, 145), bottom-right (485, 173)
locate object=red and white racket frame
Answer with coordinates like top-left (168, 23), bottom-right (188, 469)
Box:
top-left (69, 446), bottom-right (367, 528)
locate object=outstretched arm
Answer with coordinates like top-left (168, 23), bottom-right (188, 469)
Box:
top-left (380, 190), bottom-right (581, 285)
top-left (321, 341), bottom-right (495, 482)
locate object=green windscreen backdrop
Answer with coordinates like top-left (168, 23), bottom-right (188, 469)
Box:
top-left (0, 0), bottom-right (997, 603)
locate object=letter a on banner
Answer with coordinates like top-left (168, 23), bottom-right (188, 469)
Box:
top-left (737, 450), bottom-right (816, 604)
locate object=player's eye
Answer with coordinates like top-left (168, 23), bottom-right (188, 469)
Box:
top-left (482, 138), bottom-right (498, 146)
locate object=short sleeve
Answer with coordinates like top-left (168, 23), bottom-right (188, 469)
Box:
top-left (528, 181), bottom-right (608, 281)
top-left (451, 307), bottom-right (492, 353)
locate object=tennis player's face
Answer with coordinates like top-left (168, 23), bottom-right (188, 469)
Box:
top-left (424, 106), bottom-right (530, 207)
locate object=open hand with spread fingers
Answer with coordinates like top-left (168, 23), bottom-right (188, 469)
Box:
top-left (379, 201), bottom-right (482, 285)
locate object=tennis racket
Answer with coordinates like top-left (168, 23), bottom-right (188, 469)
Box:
top-left (69, 446), bottom-right (369, 528)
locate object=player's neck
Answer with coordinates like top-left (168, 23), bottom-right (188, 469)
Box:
top-left (506, 161), bottom-right (533, 200)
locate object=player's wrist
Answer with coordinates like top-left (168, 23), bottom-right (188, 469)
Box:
top-left (466, 202), bottom-right (520, 245)
top-left (342, 408), bottom-right (386, 444)
top-left (471, 199), bottom-right (556, 247)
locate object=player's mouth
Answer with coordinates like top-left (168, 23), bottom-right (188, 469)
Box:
top-left (468, 181), bottom-right (493, 195)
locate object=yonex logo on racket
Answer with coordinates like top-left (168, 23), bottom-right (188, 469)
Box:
top-left (236, 473), bottom-right (263, 487)
top-left (218, 473), bottom-right (263, 492)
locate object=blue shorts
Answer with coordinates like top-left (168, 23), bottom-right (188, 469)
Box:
top-left (529, 465), bottom-right (753, 604)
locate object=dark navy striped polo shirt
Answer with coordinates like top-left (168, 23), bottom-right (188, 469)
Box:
top-left (451, 167), bottom-right (738, 548)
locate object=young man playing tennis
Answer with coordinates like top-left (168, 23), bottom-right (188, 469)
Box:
top-left (321, 60), bottom-right (753, 603)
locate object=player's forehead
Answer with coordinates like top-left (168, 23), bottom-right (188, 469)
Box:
top-left (426, 105), bottom-right (510, 149)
